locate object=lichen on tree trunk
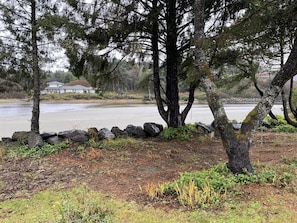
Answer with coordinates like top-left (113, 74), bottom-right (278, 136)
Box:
top-left (199, 67), bottom-right (254, 174)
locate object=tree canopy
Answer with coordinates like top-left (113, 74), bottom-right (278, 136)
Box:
top-left (0, 0), bottom-right (64, 133)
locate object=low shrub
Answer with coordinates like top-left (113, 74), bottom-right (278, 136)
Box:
top-left (265, 114), bottom-right (297, 133)
top-left (273, 124), bottom-right (297, 133)
top-left (162, 124), bottom-right (197, 141)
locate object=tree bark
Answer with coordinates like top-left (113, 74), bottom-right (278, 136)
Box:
top-left (181, 85), bottom-right (196, 122)
top-left (281, 89), bottom-right (297, 127)
top-left (288, 78), bottom-right (297, 117)
top-left (253, 81), bottom-right (277, 120)
top-left (30, 0), bottom-right (41, 134)
top-left (165, 0), bottom-right (180, 127)
top-left (152, 0), bottom-right (167, 123)
top-left (199, 68), bottom-right (253, 174)
top-left (151, 0), bottom-right (196, 128)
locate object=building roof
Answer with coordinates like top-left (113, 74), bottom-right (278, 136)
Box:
top-left (47, 81), bottom-right (64, 85)
top-left (61, 85), bottom-right (92, 90)
top-left (64, 80), bottom-right (91, 87)
top-left (44, 80), bottom-right (94, 92)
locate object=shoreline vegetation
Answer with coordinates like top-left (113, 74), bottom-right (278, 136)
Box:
top-left (0, 92), bottom-right (269, 105)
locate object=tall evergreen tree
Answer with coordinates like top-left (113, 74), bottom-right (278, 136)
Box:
top-left (62, 0), bottom-right (197, 127)
top-left (30, 0), bottom-right (41, 133)
top-left (0, 0), bottom-right (62, 133)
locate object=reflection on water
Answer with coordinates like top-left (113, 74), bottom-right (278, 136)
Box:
top-left (0, 102), bottom-right (91, 118)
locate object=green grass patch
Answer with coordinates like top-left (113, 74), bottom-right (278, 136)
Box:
top-left (0, 184), bottom-right (113, 223)
top-left (1, 183), bottom-right (297, 223)
top-left (153, 162), bottom-right (296, 208)
top-left (99, 137), bottom-right (147, 149)
top-left (4, 141), bottom-right (70, 159)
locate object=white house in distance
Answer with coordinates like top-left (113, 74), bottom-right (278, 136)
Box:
top-left (41, 80), bottom-right (95, 94)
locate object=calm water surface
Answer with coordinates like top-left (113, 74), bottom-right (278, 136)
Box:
top-left (0, 102), bottom-right (90, 118)
top-left (0, 102), bottom-right (283, 138)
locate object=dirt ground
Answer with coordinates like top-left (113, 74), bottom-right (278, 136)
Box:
top-left (1, 132), bottom-right (297, 208)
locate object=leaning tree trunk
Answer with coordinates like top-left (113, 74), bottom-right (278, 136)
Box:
top-left (194, 0), bottom-right (297, 174)
top-left (30, 0), bottom-right (40, 134)
top-left (200, 73), bottom-right (254, 173)
top-left (288, 77), bottom-right (297, 117)
top-left (253, 81), bottom-right (278, 120)
top-left (281, 89), bottom-right (297, 127)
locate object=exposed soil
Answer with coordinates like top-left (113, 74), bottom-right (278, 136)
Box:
top-left (1, 132), bottom-right (297, 209)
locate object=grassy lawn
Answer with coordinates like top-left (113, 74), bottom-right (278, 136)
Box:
top-left (1, 170), bottom-right (296, 223)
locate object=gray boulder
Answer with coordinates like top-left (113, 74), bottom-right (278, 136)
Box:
top-left (98, 128), bottom-right (115, 140)
top-left (46, 136), bottom-right (63, 145)
top-left (111, 126), bottom-right (128, 138)
top-left (125, 125), bottom-right (146, 138)
top-left (28, 132), bottom-right (44, 148)
top-left (41, 132), bottom-right (57, 139)
top-left (196, 122), bottom-right (214, 134)
top-left (143, 122), bottom-right (163, 137)
top-left (11, 131), bottom-right (30, 144)
top-left (1, 137), bottom-right (13, 143)
top-left (58, 129), bottom-right (89, 143)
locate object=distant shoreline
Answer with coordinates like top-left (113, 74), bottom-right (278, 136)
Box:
top-left (0, 97), bottom-right (275, 105)
top-left (0, 98), bottom-right (153, 105)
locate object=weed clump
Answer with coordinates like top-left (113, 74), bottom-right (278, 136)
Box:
top-left (146, 162), bottom-right (296, 209)
top-left (53, 184), bottom-right (113, 223)
top-left (4, 141), bottom-right (69, 159)
top-left (162, 124), bottom-right (198, 141)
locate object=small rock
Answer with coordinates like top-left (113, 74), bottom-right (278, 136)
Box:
top-left (41, 132), bottom-right (57, 139)
top-left (46, 136), bottom-right (62, 145)
top-left (98, 128), bottom-right (115, 140)
top-left (28, 132), bottom-right (44, 148)
top-left (58, 129), bottom-right (89, 143)
top-left (1, 137), bottom-right (13, 143)
top-left (11, 131), bottom-right (30, 144)
top-left (196, 122), bottom-right (214, 134)
top-left (125, 125), bottom-right (146, 138)
top-left (111, 126), bottom-right (128, 138)
top-left (143, 122), bottom-right (163, 137)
